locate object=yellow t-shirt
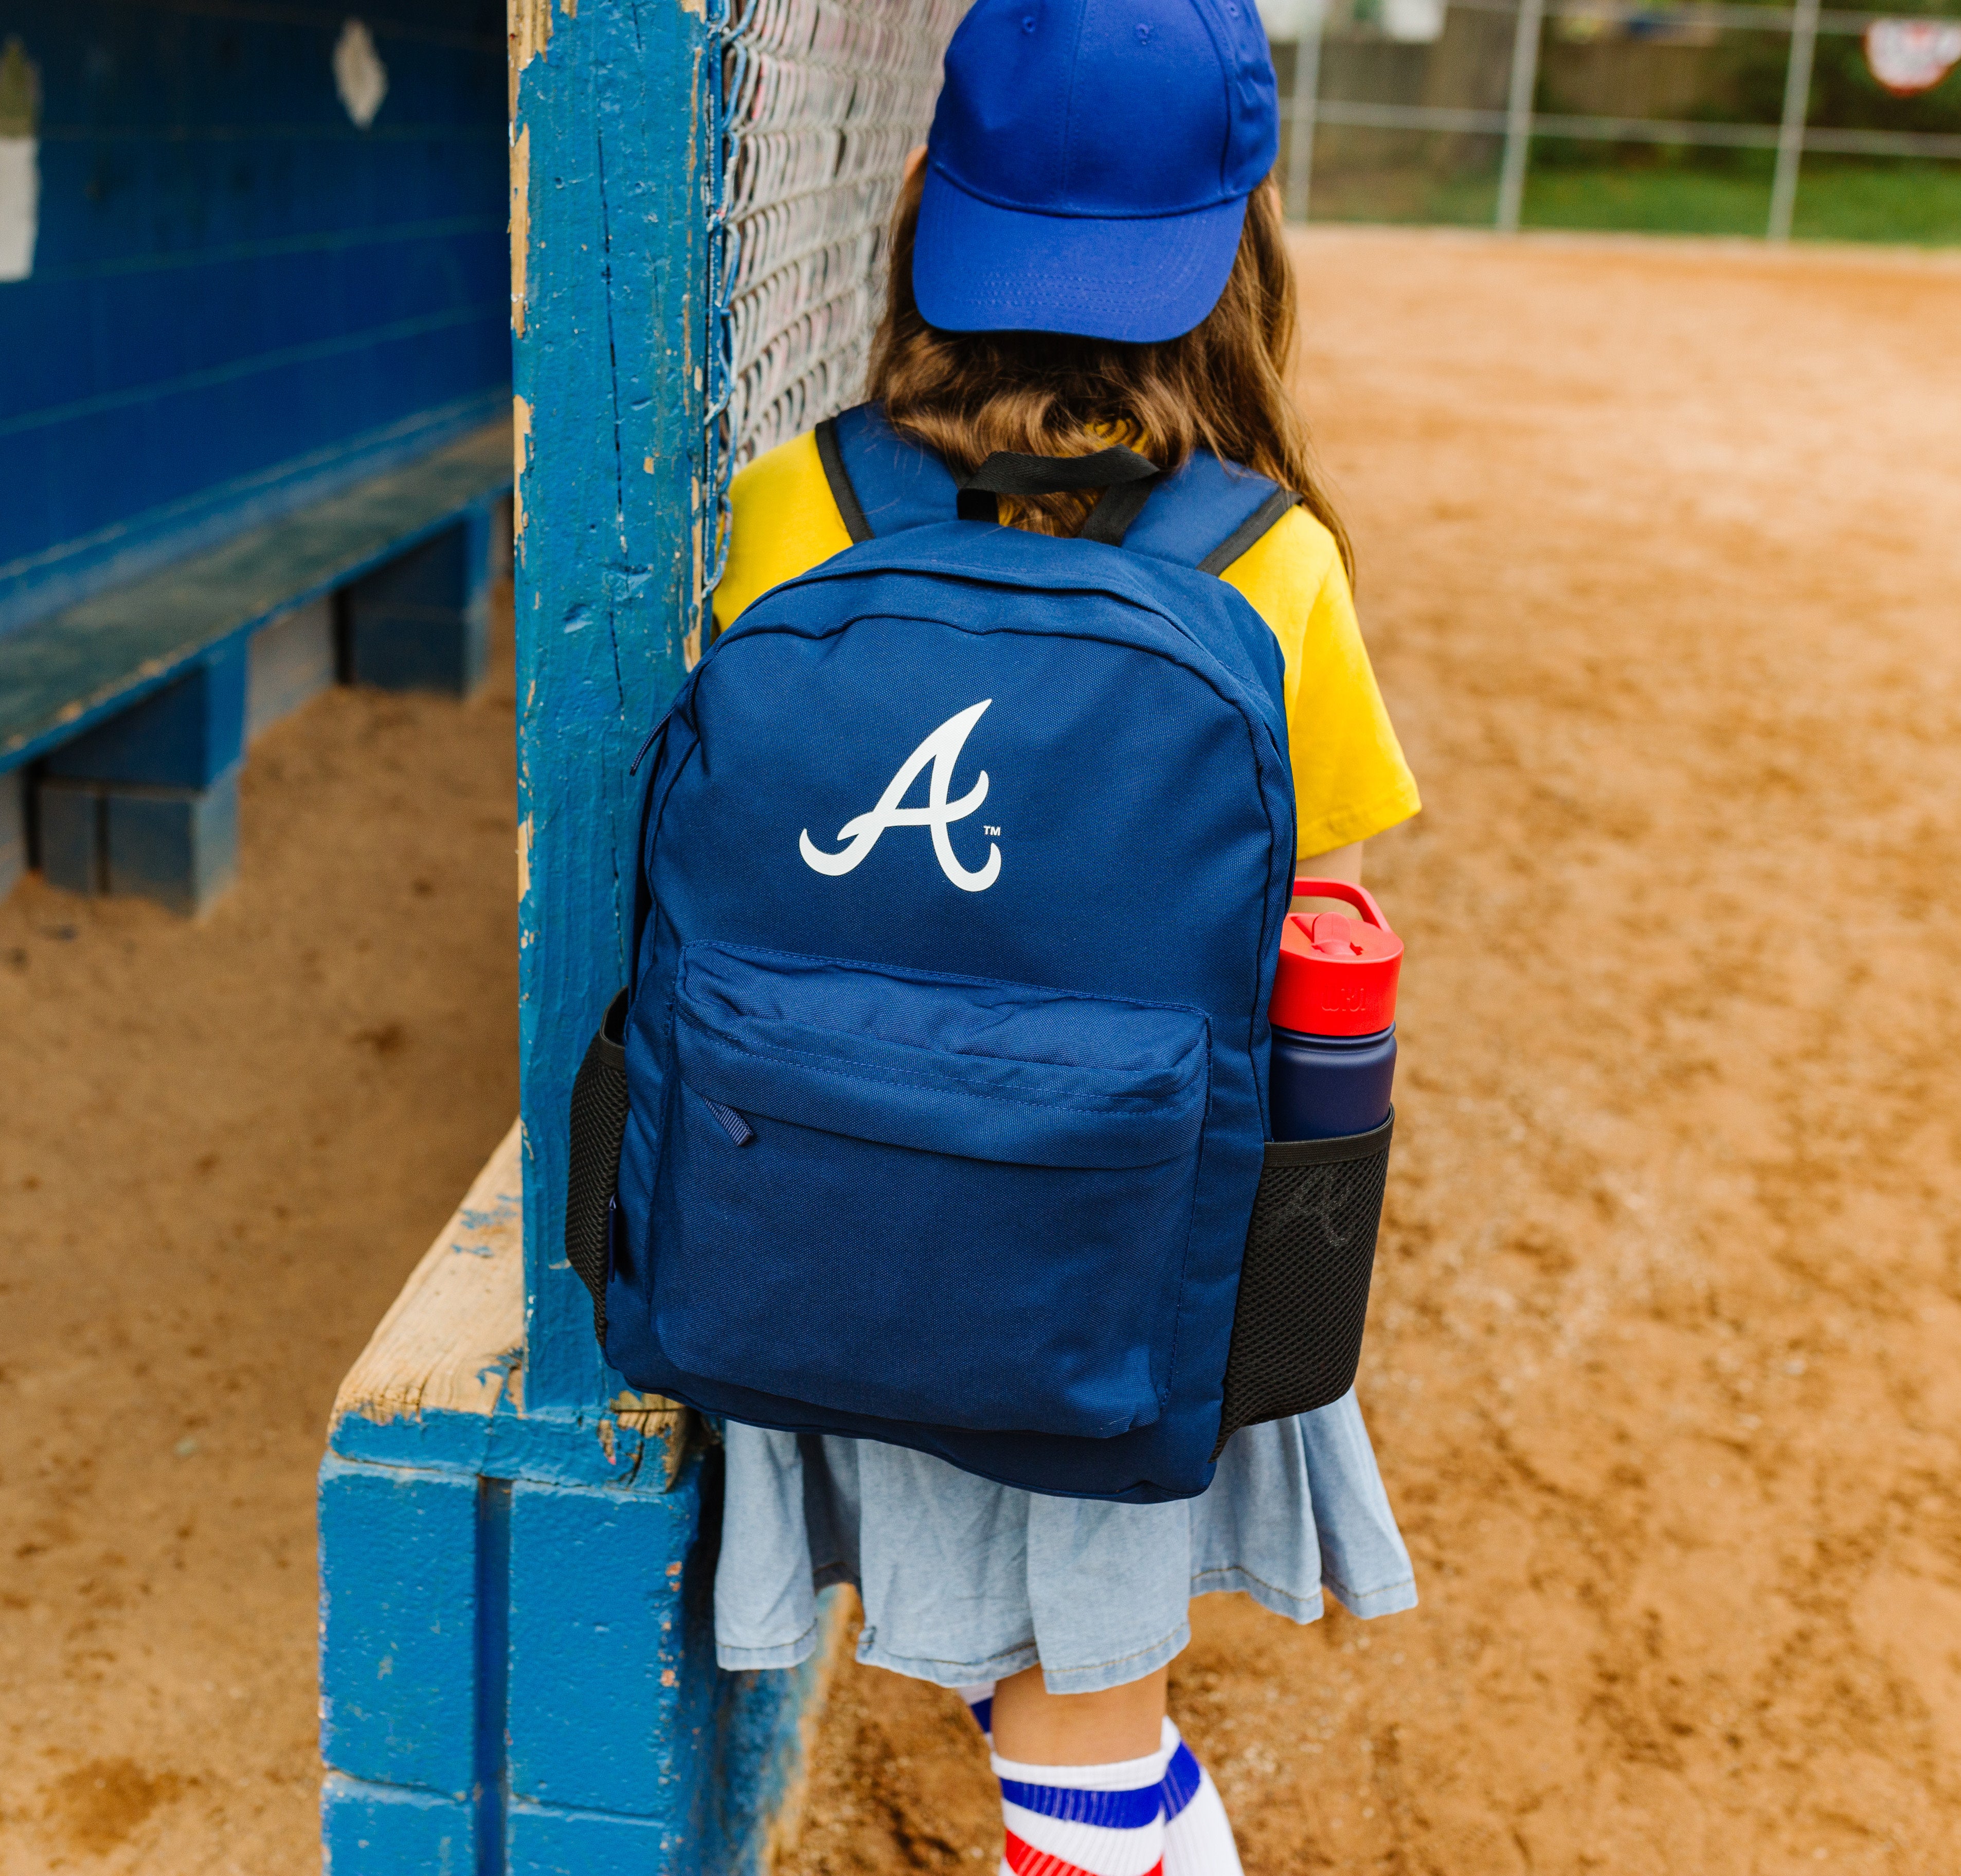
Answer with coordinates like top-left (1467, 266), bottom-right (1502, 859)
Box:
top-left (713, 429), bottom-right (1420, 859)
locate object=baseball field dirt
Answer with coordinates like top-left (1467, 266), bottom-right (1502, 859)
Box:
top-left (2, 227), bottom-right (1958, 1873)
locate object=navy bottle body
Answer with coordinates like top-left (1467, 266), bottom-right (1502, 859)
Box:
top-left (1270, 1023), bottom-right (1396, 1141)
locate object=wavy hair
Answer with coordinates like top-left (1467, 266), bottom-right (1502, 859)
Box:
top-left (864, 171), bottom-right (1350, 577)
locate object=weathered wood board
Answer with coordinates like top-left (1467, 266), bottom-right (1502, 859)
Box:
top-left (0, 420), bottom-right (512, 772)
top-left (320, 1121), bottom-right (835, 1872)
top-left (509, 0), bottom-right (709, 1410)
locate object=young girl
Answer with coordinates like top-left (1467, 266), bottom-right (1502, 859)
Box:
top-left (707, 2), bottom-right (1419, 1868)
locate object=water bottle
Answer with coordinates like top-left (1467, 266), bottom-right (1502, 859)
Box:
top-left (1269, 877), bottom-right (1403, 1141)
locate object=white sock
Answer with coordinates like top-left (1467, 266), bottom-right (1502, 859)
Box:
top-left (992, 1740), bottom-right (1170, 1876)
top-left (1158, 1719), bottom-right (1242, 1876)
top-left (958, 1680), bottom-right (997, 1742)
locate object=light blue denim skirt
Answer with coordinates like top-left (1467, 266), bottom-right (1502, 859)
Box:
top-left (712, 1391), bottom-right (1417, 1697)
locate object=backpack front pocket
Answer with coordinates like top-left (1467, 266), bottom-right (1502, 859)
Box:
top-left (651, 942), bottom-right (1212, 1439)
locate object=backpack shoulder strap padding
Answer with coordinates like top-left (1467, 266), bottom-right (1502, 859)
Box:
top-left (814, 405), bottom-right (960, 540)
top-left (813, 415), bottom-right (874, 544)
top-left (1119, 455), bottom-right (1298, 575)
top-left (1193, 487), bottom-right (1300, 577)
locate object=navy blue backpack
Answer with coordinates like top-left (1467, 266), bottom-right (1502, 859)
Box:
top-left (564, 405), bottom-right (1390, 1504)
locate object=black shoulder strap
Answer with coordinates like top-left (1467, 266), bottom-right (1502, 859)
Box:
top-left (954, 448), bottom-right (1161, 546)
top-left (1194, 488), bottom-right (1300, 577)
top-left (813, 416), bottom-right (873, 545)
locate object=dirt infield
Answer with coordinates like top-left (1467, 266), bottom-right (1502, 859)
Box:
top-left (2, 228), bottom-right (1958, 1873)
top-left (0, 604), bottom-right (520, 1871)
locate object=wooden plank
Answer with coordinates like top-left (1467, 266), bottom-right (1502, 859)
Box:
top-left (328, 1120), bottom-right (692, 1489)
top-left (321, 1775), bottom-right (478, 1876)
top-left (513, 0), bottom-right (705, 1412)
top-left (317, 1459), bottom-right (484, 1801)
top-left (0, 420), bottom-right (512, 772)
top-left (45, 639), bottom-right (248, 789)
top-left (333, 1121), bottom-right (527, 1431)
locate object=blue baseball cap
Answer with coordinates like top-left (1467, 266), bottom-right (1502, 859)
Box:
top-left (912, 0), bottom-right (1280, 344)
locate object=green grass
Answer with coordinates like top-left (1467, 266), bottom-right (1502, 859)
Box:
top-left (1304, 156), bottom-right (1961, 245)
top-left (1303, 153), bottom-right (1504, 228)
top-left (1786, 159), bottom-right (1961, 244)
top-left (1523, 164), bottom-right (1773, 237)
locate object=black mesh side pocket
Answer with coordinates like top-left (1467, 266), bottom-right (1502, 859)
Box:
top-left (1214, 1110), bottom-right (1394, 1457)
top-left (566, 988), bottom-right (631, 1346)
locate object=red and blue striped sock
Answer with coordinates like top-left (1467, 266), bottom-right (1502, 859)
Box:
top-left (990, 1740), bottom-right (1170, 1876)
top-left (1158, 1720), bottom-right (1242, 1876)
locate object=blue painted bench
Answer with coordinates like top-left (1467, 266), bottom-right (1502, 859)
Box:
top-left (321, 1126), bottom-right (847, 1870)
top-left (0, 420), bottom-right (512, 915)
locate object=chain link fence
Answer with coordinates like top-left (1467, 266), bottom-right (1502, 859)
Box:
top-left (1260, 0), bottom-right (1961, 240)
top-left (700, 0), bottom-right (965, 600)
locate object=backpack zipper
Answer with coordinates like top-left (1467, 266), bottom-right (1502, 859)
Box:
top-left (629, 702), bottom-right (677, 776)
top-left (701, 1095), bottom-right (755, 1147)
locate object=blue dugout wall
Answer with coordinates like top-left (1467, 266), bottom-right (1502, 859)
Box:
top-left (0, 2), bottom-right (509, 636)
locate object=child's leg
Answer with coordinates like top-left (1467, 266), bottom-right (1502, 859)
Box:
top-left (976, 1672), bottom-right (1242, 1874)
top-left (991, 1663), bottom-right (1166, 1764)
top-left (987, 1666), bottom-right (1168, 1876)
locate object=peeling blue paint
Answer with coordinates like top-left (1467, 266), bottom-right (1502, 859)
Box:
top-left (319, 1426), bottom-right (834, 1872)
top-left (512, 0), bottom-right (705, 1416)
top-left (331, 1399), bottom-right (674, 1493)
top-left (455, 1201), bottom-right (514, 1243)
top-left (318, 5), bottom-right (830, 1866)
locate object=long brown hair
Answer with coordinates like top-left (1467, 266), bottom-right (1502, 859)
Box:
top-left (865, 170), bottom-right (1351, 578)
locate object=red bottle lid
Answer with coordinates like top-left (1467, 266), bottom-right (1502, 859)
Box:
top-left (1270, 877), bottom-right (1403, 1037)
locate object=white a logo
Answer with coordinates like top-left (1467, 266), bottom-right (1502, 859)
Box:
top-left (799, 699), bottom-right (1001, 893)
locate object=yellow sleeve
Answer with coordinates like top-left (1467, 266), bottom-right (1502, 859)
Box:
top-left (1220, 505), bottom-right (1422, 858)
top-left (711, 429), bottom-right (855, 635)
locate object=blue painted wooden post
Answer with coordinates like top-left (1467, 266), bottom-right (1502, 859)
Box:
top-left (316, 5), bottom-right (839, 1870)
top-left (510, 0), bottom-right (709, 1414)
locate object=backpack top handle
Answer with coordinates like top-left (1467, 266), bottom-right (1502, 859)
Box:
top-left (956, 447), bottom-right (1162, 547)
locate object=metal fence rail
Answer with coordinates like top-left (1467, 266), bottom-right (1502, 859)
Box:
top-left (1279, 0), bottom-right (1961, 239)
top-left (1305, 96), bottom-right (1961, 157)
top-left (1439, 0), bottom-right (1958, 37)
